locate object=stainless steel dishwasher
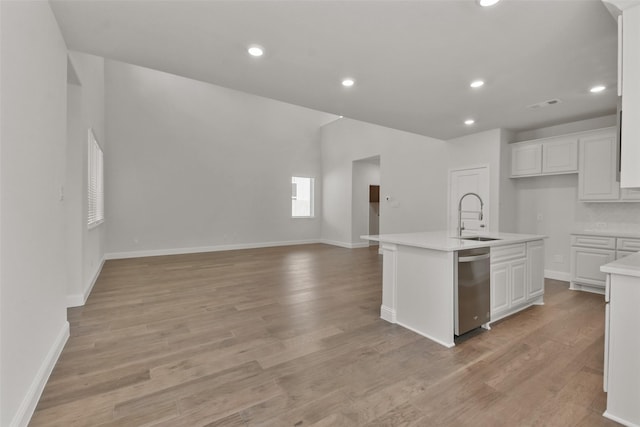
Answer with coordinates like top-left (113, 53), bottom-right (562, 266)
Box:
top-left (455, 247), bottom-right (491, 336)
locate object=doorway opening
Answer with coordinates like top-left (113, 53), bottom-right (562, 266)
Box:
top-left (352, 156), bottom-right (381, 246)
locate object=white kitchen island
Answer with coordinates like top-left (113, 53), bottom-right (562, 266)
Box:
top-left (600, 253), bottom-right (640, 427)
top-left (362, 231), bottom-right (546, 348)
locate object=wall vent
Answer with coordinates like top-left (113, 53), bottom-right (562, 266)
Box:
top-left (526, 98), bottom-right (562, 109)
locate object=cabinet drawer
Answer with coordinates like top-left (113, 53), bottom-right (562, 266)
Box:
top-left (571, 235), bottom-right (616, 249)
top-left (616, 237), bottom-right (640, 251)
top-left (491, 243), bottom-right (526, 264)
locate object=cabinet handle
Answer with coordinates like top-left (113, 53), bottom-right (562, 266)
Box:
top-left (459, 253), bottom-right (490, 263)
top-left (618, 15), bottom-right (623, 97)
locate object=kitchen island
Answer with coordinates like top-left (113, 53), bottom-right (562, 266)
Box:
top-left (600, 253), bottom-right (640, 427)
top-left (362, 231), bottom-right (546, 347)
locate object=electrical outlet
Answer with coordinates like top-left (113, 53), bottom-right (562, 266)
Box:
top-left (537, 213), bottom-right (543, 221)
top-left (553, 254), bottom-right (564, 263)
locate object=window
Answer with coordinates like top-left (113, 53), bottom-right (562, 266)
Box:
top-left (291, 176), bottom-right (314, 217)
top-left (87, 129), bottom-right (104, 228)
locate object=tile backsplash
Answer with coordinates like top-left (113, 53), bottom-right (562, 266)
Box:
top-left (575, 202), bottom-right (640, 232)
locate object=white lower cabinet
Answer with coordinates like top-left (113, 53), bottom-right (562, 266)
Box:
top-left (570, 247), bottom-right (615, 290)
top-left (491, 262), bottom-right (510, 314)
top-left (527, 240), bottom-right (544, 299)
top-left (490, 242), bottom-right (543, 322)
top-left (571, 234), bottom-right (640, 294)
top-left (510, 259), bottom-right (527, 306)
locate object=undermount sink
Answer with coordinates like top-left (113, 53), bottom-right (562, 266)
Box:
top-left (460, 236), bottom-right (501, 241)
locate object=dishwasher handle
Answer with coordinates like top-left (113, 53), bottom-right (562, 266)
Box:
top-left (459, 253), bottom-right (490, 263)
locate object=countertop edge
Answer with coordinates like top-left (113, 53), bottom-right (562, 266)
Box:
top-left (601, 252), bottom-right (640, 277)
top-left (361, 232), bottom-right (547, 252)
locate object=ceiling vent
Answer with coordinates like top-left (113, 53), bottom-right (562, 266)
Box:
top-left (527, 98), bottom-right (562, 109)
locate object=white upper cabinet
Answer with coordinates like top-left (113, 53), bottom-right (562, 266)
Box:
top-left (541, 138), bottom-right (578, 174)
top-left (578, 127), bottom-right (640, 202)
top-left (579, 129), bottom-right (620, 201)
top-left (511, 135), bottom-right (578, 178)
top-left (511, 144), bottom-right (542, 177)
top-left (618, 3), bottom-right (640, 188)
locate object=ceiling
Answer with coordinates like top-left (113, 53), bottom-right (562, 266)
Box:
top-left (50, 0), bottom-right (619, 140)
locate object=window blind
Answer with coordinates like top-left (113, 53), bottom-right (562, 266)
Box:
top-left (88, 129), bottom-right (104, 227)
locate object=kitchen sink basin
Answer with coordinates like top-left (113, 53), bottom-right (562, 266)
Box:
top-left (460, 236), bottom-right (501, 241)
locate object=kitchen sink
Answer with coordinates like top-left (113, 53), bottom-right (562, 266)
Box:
top-left (460, 236), bottom-right (501, 241)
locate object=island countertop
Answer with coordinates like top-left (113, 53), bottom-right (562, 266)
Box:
top-left (601, 251), bottom-right (640, 278)
top-left (361, 231), bottom-right (546, 252)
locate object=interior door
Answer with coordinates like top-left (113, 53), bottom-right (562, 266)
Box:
top-left (449, 166), bottom-right (490, 235)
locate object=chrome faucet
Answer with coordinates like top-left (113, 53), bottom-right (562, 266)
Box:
top-left (458, 192), bottom-right (484, 237)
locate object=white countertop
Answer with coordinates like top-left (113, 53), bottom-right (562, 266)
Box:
top-left (571, 229), bottom-right (640, 239)
top-left (601, 252), bottom-right (640, 277)
top-left (361, 231), bottom-right (546, 252)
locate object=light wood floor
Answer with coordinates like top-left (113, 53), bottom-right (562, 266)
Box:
top-left (30, 244), bottom-right (619, 426)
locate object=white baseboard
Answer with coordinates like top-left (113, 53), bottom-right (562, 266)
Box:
top-left (603, 411), bottom-right (640, 427)
top-left (106, 239), bottom-right (322, 260)
top-left (319, 239), bottom-right (369, 249)
top-left (67, 257), bottom-right (105, 308)
top-left (544, 269), bottom-right (570, 282)
top-left (11, 321), bottom-right (69, 427)
top-left (380, 305), bottom-right (397, 323)
top-left (395, 320), bottom-right (455, 348)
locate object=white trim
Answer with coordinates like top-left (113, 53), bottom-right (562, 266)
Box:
top-left (319, 239), bottom-right (369, 249)
top-left (380, 305), bottom-right (396, 322)
top-left (106, 239), bottom-right (323, 260)
top-left (603, 410), bottom-right (640, 427)
top-left (570, 282), bottom-right (606, 295)
top-left (544, 269), bottom-right (571, 282)
top-left (396, 321), bottom-right (455, 348)
top-left (67, 257), bottom-right (105, 307)
top-left (11, 322), bottom-right (69, 427)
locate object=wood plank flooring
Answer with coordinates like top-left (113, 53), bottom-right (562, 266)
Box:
top-left (30, 244), bottom-right (619, 426)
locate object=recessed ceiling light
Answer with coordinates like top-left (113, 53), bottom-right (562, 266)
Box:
top-left (339, 115), bottom-right (344, 118)
top-left (464, 119), bottom-right (475, 125)
top-left (342, 78), bottom-right (355, 87)
top-left (470, 80), bottom-right (485, 88)
top-left (478, 0), bottom-right (500, 6)
top-left (590, 85), bottom-right (606, 93)
top-left (247, 45), bottom-right (264, 57)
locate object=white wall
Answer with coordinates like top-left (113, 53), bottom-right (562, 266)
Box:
top-left (352, 158), bottom-right (380, 244)
top-left (104, 60), bottom-right (337, 257)
top-left (0, 2), bottom-right (70, 425)
top-left (66, 51), bottom-right (106, 307)
top-left (320, 118), bottom-right (448, 247)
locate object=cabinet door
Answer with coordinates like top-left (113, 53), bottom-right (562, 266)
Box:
top-left (510, 259), bottom-right (527, 306)
top-left (542, 138), bottom-right (578, 174)
top-left (571, 247), bottom-right (615, 287)
top-left (620, 4), bottom-right (640, 188)
top-left (491, 262), bottom-right (510, 315)
top-left (527, 240), bottom-right (545, 299)
top-left (578, 131), bottom-right (620, 201)
top-left (511, 144), bottom-right (542, 177)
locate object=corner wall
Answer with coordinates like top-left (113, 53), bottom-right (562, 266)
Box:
top-left (0, 2), bottom-right (70, 425)
top-left (66, 51), bottom-right (106, 307)
top-left (320, 118), bottom-right (448, 247)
